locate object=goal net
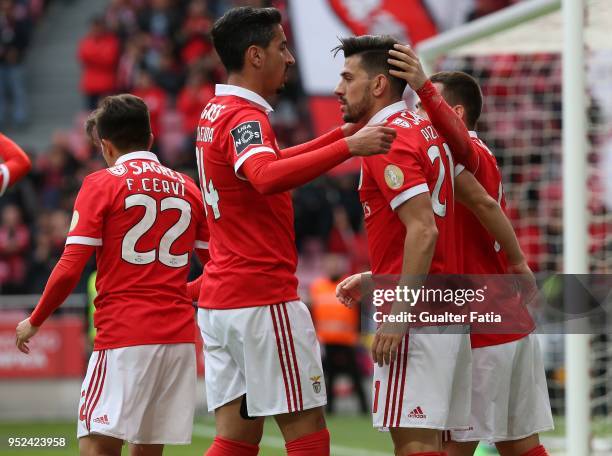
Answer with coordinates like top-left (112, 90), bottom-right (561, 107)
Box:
top-left (418, 0), bottom-right (612, 447)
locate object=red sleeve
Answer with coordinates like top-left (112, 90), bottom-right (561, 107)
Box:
top-left (0, 133), bottom-right (31, 195)
top-left (416, 80), bottom-right (478, 173)
top-left (279, 127), bottom-right (345, 159)
top-left (367, 134), bottom-right (429, 210)
top-left (29, 244), bottom-right (95, 326)
top-left (65, 174), bottom-right (111, 247)
top-left (242, 139), bottom-right (350, 195)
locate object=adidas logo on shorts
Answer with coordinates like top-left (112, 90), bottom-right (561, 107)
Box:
top-left (407, 406), bottom-right (426, 419)
top-left (93, 414), bottom-right (110, 425)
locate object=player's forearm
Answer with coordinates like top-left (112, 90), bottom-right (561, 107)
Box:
top-left (279, 127), bottom-right (345, 159)
top-left (242, 139), bottom-right (350, 194)
top-left (402, 223), bottom-right (437, 278)
top-left (29, 244), bottom-right (94, 327)
top-left (0, 133), bottom-right (31, 185)
top-left (463, 197), bottom-right (525, 266)
top-left (416, 80), bottom-right (477, 173)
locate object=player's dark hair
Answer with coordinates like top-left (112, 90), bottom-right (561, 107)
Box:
top-left (332, 35), bottom-right (407, 98)
top-left (211, 7), bottom-right (282, 72)
top-left (95, 94), bottom-right (152, 152)
top-left (85, 109), bottom-right (99, 144)
top-left (430, 71), bottom-right (483, 130)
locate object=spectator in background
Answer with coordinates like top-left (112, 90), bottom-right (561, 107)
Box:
top-left (0, 0), bottom-right (31, 128)
top-left (178, 0), bottom-right (213, 67)
top-left (311, 253), bottom-right (368, 415)
top-left (78, 15), bottom-right (120, 109)
top-left (131, 69), bottom-right (167, 140)
top-left (177, 64), bottom-right (214, 135)
top-left (0, 203), bottom-right (29, 292)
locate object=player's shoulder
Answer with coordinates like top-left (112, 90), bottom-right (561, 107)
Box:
top-left (83, 166), bottom-right (124, 186)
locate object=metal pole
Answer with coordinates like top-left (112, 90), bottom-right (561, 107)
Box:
top-left (563, 0), bottom-right (590, 454)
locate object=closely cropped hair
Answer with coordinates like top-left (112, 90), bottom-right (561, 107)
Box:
top-left (212, 7), bottom-right (282, 72)
top-left (95, 94), bottom-right (151, 151)
top-left (430, 71), bottom-right (483, 129)
top-left (333, 35), bottom-right (407, 97)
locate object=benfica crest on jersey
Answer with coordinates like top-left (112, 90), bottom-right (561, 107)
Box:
top-left (310, 375), bottom-right (322, 394)
top-left (327, 0), bottom-right (438, 45)
top-left (107, 164), bottom-right (127, 177)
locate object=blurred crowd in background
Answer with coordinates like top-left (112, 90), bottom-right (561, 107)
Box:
top-left (0, 0), bottom-right (576, 297)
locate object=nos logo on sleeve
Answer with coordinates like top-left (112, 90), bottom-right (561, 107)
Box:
top-left (230, 121), bottom-right (263, 155)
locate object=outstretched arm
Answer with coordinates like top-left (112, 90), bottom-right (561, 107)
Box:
top-left (0, 133), bottom-right (31, 195)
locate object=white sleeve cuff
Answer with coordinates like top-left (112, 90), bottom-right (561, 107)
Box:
top-left (0, 164), bottom-right (9, 196)
top-left (390, 183), bottom-right (430, 210)
top-left (234, 146), bottom-right (276, 180)
top-left (66, 236), bottom-right (103, 246)
top-left (454, 164), bottom-right (466, 177)
top-left (195, 240), bottom-right (209, 249)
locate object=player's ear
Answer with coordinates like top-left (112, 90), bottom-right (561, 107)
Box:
top-left (372, 74), bottom-right (387, 97)
top-left (453, 105), bottom-right (466, 121)
top-left (246, 45), bottom-right (263, 69)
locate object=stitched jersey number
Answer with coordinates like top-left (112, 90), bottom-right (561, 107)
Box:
top-left (196, 146), bottom-right (220, 219)
top-left (122, 194), bottom-right (191, 267)
top-left (427, 143), bottom-right (454, 217)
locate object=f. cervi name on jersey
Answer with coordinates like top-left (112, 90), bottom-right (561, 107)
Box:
top-left (126, 160), bottom-right (186, 197)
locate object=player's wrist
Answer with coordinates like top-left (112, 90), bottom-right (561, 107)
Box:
top-left (415, 79), bottom-right (435, 98)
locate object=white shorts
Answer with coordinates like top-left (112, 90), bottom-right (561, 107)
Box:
top-left (373, 326), bottom-right (472, 430)
top-left (450, 334), bottom-right (554, 443)
top-left (198, 301), bottom-right (326, 416)
top-left (77, 343), bottom-right (196, 444)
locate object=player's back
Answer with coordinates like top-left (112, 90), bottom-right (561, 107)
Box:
top-left (359, 104), bottom-right (457, 275)
top-left (67, 151), bottom-right (208, 349)
top-left (195, 88), bottom-right (299, 310)
top-left (455, 133), bottom-right (507, 274)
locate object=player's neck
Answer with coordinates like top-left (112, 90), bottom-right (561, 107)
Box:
top-left (366, 95), bottom-right (403, 123)
top-left (226, 73), bottom-right (272, 105)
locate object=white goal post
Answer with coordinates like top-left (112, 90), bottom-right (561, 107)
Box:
top-left (416, 0), bottom-right (612, 454)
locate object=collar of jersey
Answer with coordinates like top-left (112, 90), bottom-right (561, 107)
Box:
top-left (367, 100), bottom-right (408, 125)
top-left (114, 151), bottom-right (160, 166)
top-left (469, 131), bottom-right (478, 138)
top-left (215, 84), bottom-right (274, 113)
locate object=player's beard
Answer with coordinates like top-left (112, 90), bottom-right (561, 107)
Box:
top-left (342, 91), bottom-right (372, 123)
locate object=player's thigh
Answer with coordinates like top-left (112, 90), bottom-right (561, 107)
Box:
top-left (443, 440), bottom-right (479, 456)
top-left (79, 434), bottom-right (123, 456)
top-left (495, 434), bottom-right (541, 456)
top-left (389, 427), bottom-right (441, 455)
top-left (129, 443), bottom-right (164, 456)
top-left (274, 405), bottom-right (326, 442)
top-left (214, 396), bottom-right (265, 445)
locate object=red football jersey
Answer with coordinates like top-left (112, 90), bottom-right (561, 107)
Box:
top-left (455, 133), bottom-right (532, 347)
top-left (0, 163), bottom-right (9, 196)
top-left (195, 84), bottom-right (299, 310)
top-left (359, 101), bottom-right (458, 275)
top-left (66, 151), bottom-right (209, 350)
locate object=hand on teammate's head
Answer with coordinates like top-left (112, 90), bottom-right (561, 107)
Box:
top-left (388, 44), bottom-right (428, 92)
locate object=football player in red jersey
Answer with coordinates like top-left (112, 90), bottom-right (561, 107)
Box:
top-left (193, 7), bottom-right (398, 456)
top-left (333, 38), bottom-right (535, 456)
top-left (421, 72), bottom-right (552, 456)
top-left (0, 133), bottom-right (31, 196)
top-left (16, 95), bottom-right (210, 456)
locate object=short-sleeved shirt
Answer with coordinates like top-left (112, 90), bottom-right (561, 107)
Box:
top-left (67, 151), bottom-right (209, 350)
top-left (455, 133), bottom-right (533, 347)
top-left (195, 84), bottom-right (299, 310)
top-left (359, 101), bottom-right (458, 275)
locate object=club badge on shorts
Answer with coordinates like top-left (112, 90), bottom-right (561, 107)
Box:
top-left (384, 164), bottom-right (404, 189)
top-left (310, 375), bottom-right (322, 394)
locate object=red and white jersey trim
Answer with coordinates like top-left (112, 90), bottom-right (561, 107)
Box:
top-left (66, 236), bottom-right (103, 246)
top-left (215, 84), bottom-right (273, 113)
top-left (0, 164), bottom-right (9, 196)
top-left (390, 183), bottom-right (430, 210)
top-left (234, 146), bottom-right (276, 177)
top-left (115, 150), bottom-right (160, 165)
top-left (195, 240), bottom-right (209, 249)
top-left (367, 100), bottom-right (409, 125)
